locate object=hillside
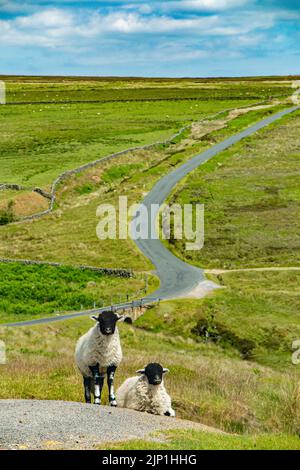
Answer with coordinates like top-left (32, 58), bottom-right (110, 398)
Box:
top-left (0, 76), bottom-right (299, 450)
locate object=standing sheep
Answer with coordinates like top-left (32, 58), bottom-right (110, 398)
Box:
top-left (75, 310), bottom-right (125, 406)
top-left (116, 362), bottom-right (175, 417)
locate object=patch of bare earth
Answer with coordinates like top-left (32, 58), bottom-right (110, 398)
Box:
top-left (206, 267), bottom-right (300, 275)
top-left (0, 191), bottom-right (49, 217)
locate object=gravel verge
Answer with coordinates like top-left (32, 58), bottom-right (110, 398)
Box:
top-left (0, 399), bottom-right (222, 450)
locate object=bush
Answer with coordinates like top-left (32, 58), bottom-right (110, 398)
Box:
top-left (191, 313), bottom-right (256, 359)
top-left (0, 200), bottom-right (15, 225)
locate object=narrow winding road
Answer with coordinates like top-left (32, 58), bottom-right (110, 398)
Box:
top-left (2, 105), bottom-right (299, 327)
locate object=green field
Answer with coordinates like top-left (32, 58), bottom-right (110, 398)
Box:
top-left (136, 271), bottom-right (300, 371)
top-left (164, 110), bottom-right (300, 268)
top-left (0, 302), bottom-right (299, 438)
top-left (2, 77), bottom-right (286, 189)
top-left (0, 262), bottom-right (151, 323)
top-left (3, 76), bottom-right (292, 103)
top-left (0, 93), bottom-right (293, 269)
top-left (100, 429), bottom-right (300, 450)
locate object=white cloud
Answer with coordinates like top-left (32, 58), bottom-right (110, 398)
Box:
top-left (93, 10), bottom-right (277, 36)
top-left (97, 12), bottom-right (219, 34)
top-left (0, 5), bottom-right (294, 51)
top-left (16, 8), bottom-right (74, 28)
top-left (121, 3), bottom-right (154, 14)
top-left (165, 0), bottom-right (251, 12)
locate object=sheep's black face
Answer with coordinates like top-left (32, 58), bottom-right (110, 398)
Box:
top-left (137, 363), bottom-right (169, 385)
top-left (144, 363), bottom-right (164, 385)
top-left (98, 311), bottom-right (119, 336)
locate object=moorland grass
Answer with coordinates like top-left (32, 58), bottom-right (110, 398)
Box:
top-left (0, 77), bottom-right (299, 448)
top-left (0, 309), bottom-right (299, 436)
top-left (1, 79), bottom-right (269, 188)
top-left (99, 429), bottom-right (300, 450)
top-left (4, 76), bottom-right (292, 103)
top-left (165, 110), bottom-right (300, 269)
top-left (0, 262), bottom-right (153, 323)
top-left (0, 105), bottom-right (289, 269)
top-left (135, 271), bottom-right (300, 371)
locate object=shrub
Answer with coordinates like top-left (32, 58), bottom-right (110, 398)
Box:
top-left (0, 200), bottom-right (15, 225)
top-left (191, 313), bottom-right (256, 359)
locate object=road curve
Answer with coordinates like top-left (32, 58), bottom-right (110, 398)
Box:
top-left (133, 106), bottom-right (300, 300)
top-left (2, 106), bottom-right (299, 327)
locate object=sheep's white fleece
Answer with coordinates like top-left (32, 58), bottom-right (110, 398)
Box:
top-left (75, 324), bottom-right (122, 377)
top-left (116, 375), bottom-right (174, 416)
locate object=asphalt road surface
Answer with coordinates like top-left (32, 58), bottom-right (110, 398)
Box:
top-left (2, 105), bottom-right (299, 327)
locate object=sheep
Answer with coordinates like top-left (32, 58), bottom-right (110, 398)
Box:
top-left (116, 362), bottom-right (175, 417)
top-left (75, 310), bottom-right (125, 406)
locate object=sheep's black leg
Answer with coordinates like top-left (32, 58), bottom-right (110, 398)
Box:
top-left (83, 377), bottom-right (91, 403)
top-left (107, 365), bottom-right (117, 407)
top-left (89, 364), bottom-right (104, 405)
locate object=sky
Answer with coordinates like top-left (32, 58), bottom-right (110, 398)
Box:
top-left (0, 0), bottom-right (299, 77)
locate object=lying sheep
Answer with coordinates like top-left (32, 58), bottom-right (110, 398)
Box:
top-left (116, 362), bottom-right (175, 417)
top-left (75, 310), bottom-right (125, 406)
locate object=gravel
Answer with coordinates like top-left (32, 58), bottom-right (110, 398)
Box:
top-left (0, 399), bottom-right (221, 450)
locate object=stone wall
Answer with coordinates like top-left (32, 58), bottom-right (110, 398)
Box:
top-left (0, 183), bottom-right (25, 191)
top-left (1, 100), bottom-right (266, 225)
top-left (0, 258), bottom-right (133, 278)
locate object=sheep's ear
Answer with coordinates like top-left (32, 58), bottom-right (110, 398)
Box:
top-left (163, 368), bottom-right (170, 374)
top-left (136, 368), bottom-right (146, 374)
top-left (116, 314), bottom-right (126, 322)
top-left (90, 315), bottom-right (99, 322)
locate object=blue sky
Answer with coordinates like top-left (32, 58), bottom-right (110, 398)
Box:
top-left (0, 1), bottom-right (299, 76)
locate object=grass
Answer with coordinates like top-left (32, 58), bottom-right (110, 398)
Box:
top-left (135, 271), bottom-right (300, 371)
top-left (99, 429), bottom-right (300, 450)
top-left (4, 76), bottom-right (292, 104)
top-left (0, 77), bottom-right (299, 449)
top-left (0, 200), bottom-right (15, 225)
top-left (0, 100), bottom-right (185, 188)
top-left (0, 295), bottom-right (299, 436)
top-left (0, 190), bottom-right (49, 219)
top-left (0, 76), bottom-right (292, 208)
top-left (0, 102), bottom-right (290, 269)
top-left (0, 262), bottom-right (155, 324)
top-left (165, 110), bottom-right (300, 269)
top-left (1, 77), bottom-right (278, 190)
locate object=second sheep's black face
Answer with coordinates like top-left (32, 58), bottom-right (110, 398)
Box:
top-left (141, 363), bottom-right (167, 385)
top-left (97, 311), bottom-right (120, 336)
